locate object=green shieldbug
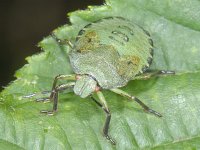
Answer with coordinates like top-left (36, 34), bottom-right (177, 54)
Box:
top-left (31, 17), bottom-right (174, 145)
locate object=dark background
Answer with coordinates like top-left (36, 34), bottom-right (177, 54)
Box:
top-left (0, 0), bottom-right (103, 90)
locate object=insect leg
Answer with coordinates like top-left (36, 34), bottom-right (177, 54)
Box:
top-left (51, 33), bottom-right (74, 48)
top-left (25, 75), bottom-right (76, 102)
top-left (92, 91), bottom-right (116, 145)
top-left (110, 88), bottom-right (162, 117)
top-left (135, 70), bottom-right (175, 80)
top-left (41, 82), bottom-right (75, 115)
top-left (24, 90), bottom-right (51, 102)
top-left (49, 74), bottom-right (76, 99)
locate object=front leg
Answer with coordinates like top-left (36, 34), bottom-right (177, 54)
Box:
top-left (40, 82), bottom-right (75, 115)
top-left (49, 74), bottom-right (76, 99)
top-left (29, 74), bottom-right (76, 115)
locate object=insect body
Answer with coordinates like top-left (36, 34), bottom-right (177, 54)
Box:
top-left (70, 17), bottom-right (153, 97)
top-left (36, 17), bottom-right (174, 145)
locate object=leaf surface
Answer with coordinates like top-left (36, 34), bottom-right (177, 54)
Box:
top-left (1, 0), bottom-right (200, 149)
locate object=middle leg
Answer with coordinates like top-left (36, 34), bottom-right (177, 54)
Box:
top-left (110, 88), bottom-right (162, 117)
top-left (91, 91), bottom-right (116, 145)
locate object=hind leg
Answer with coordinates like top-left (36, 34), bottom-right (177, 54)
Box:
top-left (135, 70), bottom-right (175, 80)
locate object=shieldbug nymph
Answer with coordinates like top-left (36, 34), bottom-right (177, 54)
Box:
top-left (34, 17), bottom-right (175, 145)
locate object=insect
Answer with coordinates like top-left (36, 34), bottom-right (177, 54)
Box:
top-left (32, 17), bottom-right (174, 145)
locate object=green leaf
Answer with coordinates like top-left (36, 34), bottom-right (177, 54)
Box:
top-left (0, 140), bottom-right (24, 150)
top-left (1, 0), bottom-right (200, 149)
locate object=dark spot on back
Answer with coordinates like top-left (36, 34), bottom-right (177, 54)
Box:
top-left (76, 29), bottom-right (86, 41)
top-left (119, 25), bottom-right (134, 35)
top-left (150, 48), bottom-right (153, 57)
top-left (147, 57), bottom-right (153, 65)
top-left (88, 38), bottom-right (92, 42)
top-left (111, 30), bottom-right (129, 42)
top-left (78, 29), bottom-right (85, 36)
top-left (127, 61), bottom-right (132, 65)
top-left (84, 23), bottom-right (92, 29)
top-left (142, 28), bottom-right (150, 37)
top-left (149, 38), bottom-right (153, 46)
top-left (142, 65), bottom-right (149, 72)
top-left (108, 36), bottom-right (125, 45)
top-left (115, 16), bottom-right (126, 20)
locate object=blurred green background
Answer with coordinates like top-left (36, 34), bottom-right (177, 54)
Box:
top-left (0, 0), bottom-right (103, 90)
